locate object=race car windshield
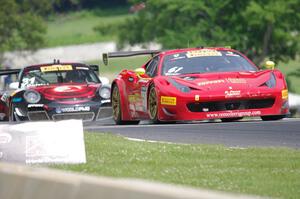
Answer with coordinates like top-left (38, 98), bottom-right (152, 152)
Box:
top-left (162, 50), bottom-right (258, 76)
top-left (20, 66), bottom-right (100, 88)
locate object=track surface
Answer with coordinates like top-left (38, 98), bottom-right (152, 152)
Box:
top-left (85, 118), bottom-right (300, 148)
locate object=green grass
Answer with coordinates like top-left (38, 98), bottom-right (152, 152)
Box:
top-left (52, 133), bottom-right (300, 199)
top-left (45, 8), bottom-right (130, 47)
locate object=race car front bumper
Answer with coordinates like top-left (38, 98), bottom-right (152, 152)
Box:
top-left (157, 89), bottom-right (289, 121)
top-left (13, 100), bottom-right (112, 122)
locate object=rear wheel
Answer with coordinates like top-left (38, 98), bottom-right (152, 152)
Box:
top-left (221, 117), bottom-right (243, 122)
top-left (112, 85), bottom-right (139, 125)
top-left (261, 115), bottom-right (285, 121)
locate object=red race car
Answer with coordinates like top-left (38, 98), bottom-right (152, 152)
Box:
top-left (0, 61), bottom-right (111, 122)
top-left (103, 47), bottom-right (289, 125)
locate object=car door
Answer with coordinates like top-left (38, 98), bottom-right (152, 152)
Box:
top-left (134, 56), bottom-right (159, 118)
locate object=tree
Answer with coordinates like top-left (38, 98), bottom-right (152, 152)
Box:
top-left (0, 0), bottom-right (47, 64)
top-left (118, 0), bottom-right (300, 65)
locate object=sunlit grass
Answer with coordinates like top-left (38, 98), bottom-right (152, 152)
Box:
top-left (52, 133), bottom-right (300, 199)
top-left (45, 8), bottom-right (130, 47)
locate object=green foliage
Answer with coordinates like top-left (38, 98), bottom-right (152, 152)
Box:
top-left (53, 133), bottom-right (300, 199)
top-left (118, 0), bottom-right (300, 64)
top-left (0, 0), bottom-right (46, 57)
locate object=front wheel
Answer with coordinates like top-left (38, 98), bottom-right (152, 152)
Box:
top-left (111, 85), bottom-right (139, 125)
top-left (148, 85), bottom-right (160, 123)
top-left (261, 115), bottom-right (285, 121)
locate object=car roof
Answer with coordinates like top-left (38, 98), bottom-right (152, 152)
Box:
top-left (23, 62), bottom-right (90, 70)
top-left (160, 47), bottom-right (238, 56)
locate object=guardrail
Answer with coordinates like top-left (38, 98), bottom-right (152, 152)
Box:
top-left (0, 162), bottom-right (261, 199)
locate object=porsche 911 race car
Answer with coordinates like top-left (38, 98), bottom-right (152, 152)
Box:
top-left (0, 62), bottom-right (111, 121)
top-left (103, 47), bottom-right (289, 125)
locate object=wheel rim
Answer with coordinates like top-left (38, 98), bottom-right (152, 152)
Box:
top-left (112, 87), bottom-right (120, 121)
top-left (149, 87), bottom-right (157, 119)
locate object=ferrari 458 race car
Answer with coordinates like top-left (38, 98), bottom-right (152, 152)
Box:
top-left (103, 47), bottom-right (289, 125)
top-left (0, 62), bottom-right (111, 121)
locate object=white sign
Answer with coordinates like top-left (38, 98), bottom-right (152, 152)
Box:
top-left (0, 120), bottom-right (86, 164)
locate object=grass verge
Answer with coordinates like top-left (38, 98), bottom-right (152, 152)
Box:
top-left (52, 133), bottom-right (300, 199)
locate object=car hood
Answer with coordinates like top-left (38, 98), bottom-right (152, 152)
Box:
top-left (169, 70), bottom-right (273, 91)
top-left (30, 83), bottom-right (100, 100)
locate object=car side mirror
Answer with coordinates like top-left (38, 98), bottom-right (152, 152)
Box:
top-left (134, 68), bottom-right (146, 76)
top-left (264, 61), bottom-right (275, 70)
top-left (9, 82), bottom-right (19, 90)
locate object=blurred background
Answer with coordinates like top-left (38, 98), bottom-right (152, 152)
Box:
top-left (0, 0), bottom-right (299, 113)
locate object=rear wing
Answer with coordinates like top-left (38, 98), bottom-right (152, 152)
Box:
top-left (102, 50), bottom-right (161, 65)
top-left (0, 69), bottom-right (20, 76)
top-left (89, 65), bottom-right (99, 72)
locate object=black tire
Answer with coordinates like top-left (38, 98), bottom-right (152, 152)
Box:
top-left (111, 85), bottom-right (139, 125)
top-left (261, 115), bottom-right (285, 121)
top-left (221, 117), bottom-right (243, 122)
top-left (9, 105), bottom-right (16, 122)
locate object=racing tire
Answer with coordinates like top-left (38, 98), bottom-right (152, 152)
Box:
top-left (261, 115), bottom-right (285, 121)
top-left (148, 85), bottom-right (161, 124)
top-left (9, 105), bottom-right (16, 122)
top-left (221, 117), bottom-right (243, 122)
top-left (112, 85), bottom-right (139, 125)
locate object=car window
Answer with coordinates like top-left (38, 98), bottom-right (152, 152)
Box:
top-left (162, 50), bottom-right (258, 76)
top-left (145, 56), bottom-right (159, 77)
top-left (20, 65), bottom-right (100, 88)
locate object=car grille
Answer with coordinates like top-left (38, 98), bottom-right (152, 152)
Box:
top-left (187, 98), bottom-right (275, 112)
top-left (52, 112), bottom-right (95, 121)
top-left (28, 111), bottom-right (50, 121)
top-left (96, 107), bottom-right (113, 120)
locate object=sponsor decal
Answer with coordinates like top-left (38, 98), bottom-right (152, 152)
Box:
top-left (161, 96), bottom-right (177, 105)
top-left (186, 50), bottom-right (222, 58)
top-left (195, 95), bottom-right (200, 101)
top-left (54, 85), bottom-right (81, 92)
top-left (58, 106), bottom-right (90, 113)
top-left (0, 133), bottom-right (12, 144)
top-left (101, 99), bottom-right (111, 103)
top-left (141, 86), bottom-right (148, 111)
top-left (40, 65), bottom-right (73, 72)
top-left (12, 97), bottom-right (22, 103)
top-left (128, 94), bottom-right (140, 103)
top-left (225, 90), bottom-right (241, 98)
top-left (206, 111), bottom-right (261, 118)
top-left (0, 113), bottom-right (6, 120)
top-left (28, 104), bottom-right (44, 108)
top-left (227, 78), bottom-right (246, 84)
top-left (1, 93), bottom-right (8, 102)
top-left (282, 89), bottom-right (288, 99)
top-left (198, 78), bottom-right (246, 86)
top-left (198, 79), bottom-right (225, 86)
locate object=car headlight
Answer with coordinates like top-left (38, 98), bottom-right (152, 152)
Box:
top-left (99, 87), bottom-right (110, 99)
top-left (265, 72), bottom-right (276, 88)
top-left (168, 78), bottom-right (191, 93)
top-left (23, 90), bottom-right (41, 103)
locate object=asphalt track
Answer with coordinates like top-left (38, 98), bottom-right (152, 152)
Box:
top-left (84, 118), bottom-right (300, 148)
